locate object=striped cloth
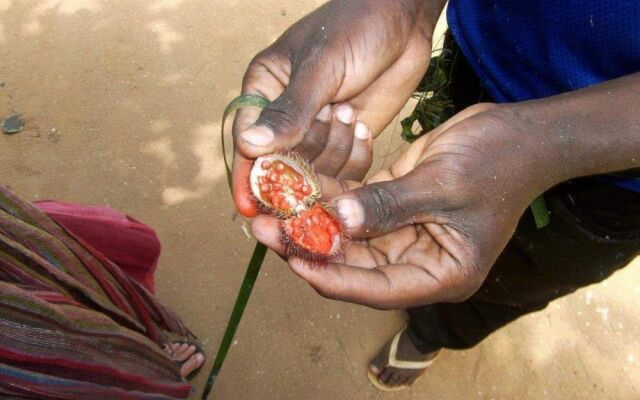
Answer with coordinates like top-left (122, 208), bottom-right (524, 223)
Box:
top-left (0, 187), bottom-right (195, 399)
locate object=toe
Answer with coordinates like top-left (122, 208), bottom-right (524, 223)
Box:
top-left (173, 345), bottom-right (197, 362)
top-left (379, 368), bottom-right (394, 385)
top-left (402, 375), bottom-right (417, 386)
top-left (369, 342), bottom-right (391, 376)
top-left (368, 363), bottom-right (381, 376)
top-left (387, 371), bottom-right (405, 387)
top-left (180, 353), bottom-right (205, 379)
top-left (177, 343), bottom-right (189, 354)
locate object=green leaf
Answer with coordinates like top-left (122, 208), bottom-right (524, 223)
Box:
top-left (201, 242), bottom-right (268, 399)
top-left (202, 94), bottom-right (271, 400)
top-left (400, 114), bottom-right (419, 143)
top-left (530, 195), bottom-right (550, 228)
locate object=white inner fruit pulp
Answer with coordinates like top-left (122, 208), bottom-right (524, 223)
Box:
top-left (250, 154), bottom-right (317, 215)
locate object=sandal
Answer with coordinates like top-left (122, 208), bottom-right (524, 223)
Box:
top-left (367, 325), bottom-right (439, 392)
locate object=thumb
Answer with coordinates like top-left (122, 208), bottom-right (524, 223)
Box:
top-left (333, 169), bottom-right (439, 238)
top-left (237, 58), bottom-right (340, 159)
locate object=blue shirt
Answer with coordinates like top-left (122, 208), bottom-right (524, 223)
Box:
top-left (447, 0), bottom-right (640, 192)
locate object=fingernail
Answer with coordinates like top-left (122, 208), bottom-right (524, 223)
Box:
top-left (316, 104), bottom-right (332, 122)
top-left (241, 125), bottom-right (274, 146)
top-left (336, 198), bottom-right (364, 229)
top-left (354, 121), bottom-right (370, 140)
top-left (335, 104), bottom-right (354, 125)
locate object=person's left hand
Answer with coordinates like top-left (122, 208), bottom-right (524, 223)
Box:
top-left (251, 103), bottom-right (556, 309)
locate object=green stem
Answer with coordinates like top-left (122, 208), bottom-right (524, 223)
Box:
top-left (201, 94), bottom-right (272, 399)
top-left (201, 242), bottom-right (268, 399)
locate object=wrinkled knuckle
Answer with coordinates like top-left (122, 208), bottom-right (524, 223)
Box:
top-left (248, 49), bottom-right (278, 70)
top-left (361, 185), bottom-right (402, 232)
top-left (244, 50), bottom-right (278, 84)
top-left (261, 98), bottom-right (303, 137)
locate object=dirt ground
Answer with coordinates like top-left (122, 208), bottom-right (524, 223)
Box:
top-left (1, 1), bottom-right (639, 399)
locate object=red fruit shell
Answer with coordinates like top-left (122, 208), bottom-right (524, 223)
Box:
top-left (280, 203), bottom-right (347, 263)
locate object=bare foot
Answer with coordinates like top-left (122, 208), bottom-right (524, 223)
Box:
top-left (368, 327), bottom-right (440, 390)
top-left (164, 342), bottom-right (205, 379)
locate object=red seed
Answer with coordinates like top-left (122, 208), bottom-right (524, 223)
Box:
top-left (301, 185), bottom-right (312, 195)
top-left (294, 192), bottom-right (304, 200)
top-left (261, 160), bottom-right (271, 170)
top-left (293, 182), bottom-right (303, 191)
top-left (269, 174), bottom-right (279, 183)
top-left (260, 183), bottom-right (270, 192)
top-left (275, 162), bottom-right (285, 173)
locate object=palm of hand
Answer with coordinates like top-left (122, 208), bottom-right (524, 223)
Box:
top-left (269, 104), bottom-right (534, 309)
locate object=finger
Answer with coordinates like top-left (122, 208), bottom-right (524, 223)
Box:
top-left (292, 105), bottom-right (332, 161)
top-left (231, 66), bottom-right (284, 217)
top-left (333, 167), bottom-right (440, 238)
top-left (251, 215), bottom-right (287, 257)
top-left (288, 257), bottom-right (442, 309)
top-left (236, 52), bottom-right (340, 158)
top-left (337, 121), bottom-right (373, 181)
top-left (312, 104), bottom-right (356, 176)
top-left (232, 153), bottom-right (259, 217)
top-left (316, 175), bottom-right (362, 200)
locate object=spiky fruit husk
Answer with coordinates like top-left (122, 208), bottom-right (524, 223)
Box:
top-left (249, 153), bottom-right (320, 217)
top-left (281, 203), bottom-right (348, 263)
top-left (249, 152), bottom-right (346, 262)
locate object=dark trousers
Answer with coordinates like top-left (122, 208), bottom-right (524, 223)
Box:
top-left (407, 190), bottom-right (640, 354)
top-left (406, 34), bottom-right (640, 354)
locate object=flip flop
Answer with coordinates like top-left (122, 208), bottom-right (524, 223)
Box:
top-left (367, 325), bottom-right (439, 392)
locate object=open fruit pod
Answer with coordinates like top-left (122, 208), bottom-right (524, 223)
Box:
top-left (249, 153), bottom-right (320, 216)
top-left (250, 153), bottom-right (346, 262)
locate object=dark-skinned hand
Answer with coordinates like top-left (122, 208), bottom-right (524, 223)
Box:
top-left (251, 104), bottom-right (551, 309)
top-left (232, 0), bottom-right (446, 217)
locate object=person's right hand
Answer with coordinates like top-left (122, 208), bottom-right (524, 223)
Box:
top-left (232, 0), bottom-right (446, 217)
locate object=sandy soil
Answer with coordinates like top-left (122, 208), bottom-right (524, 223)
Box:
top-left (1, 1), bottom-right (639, 399)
